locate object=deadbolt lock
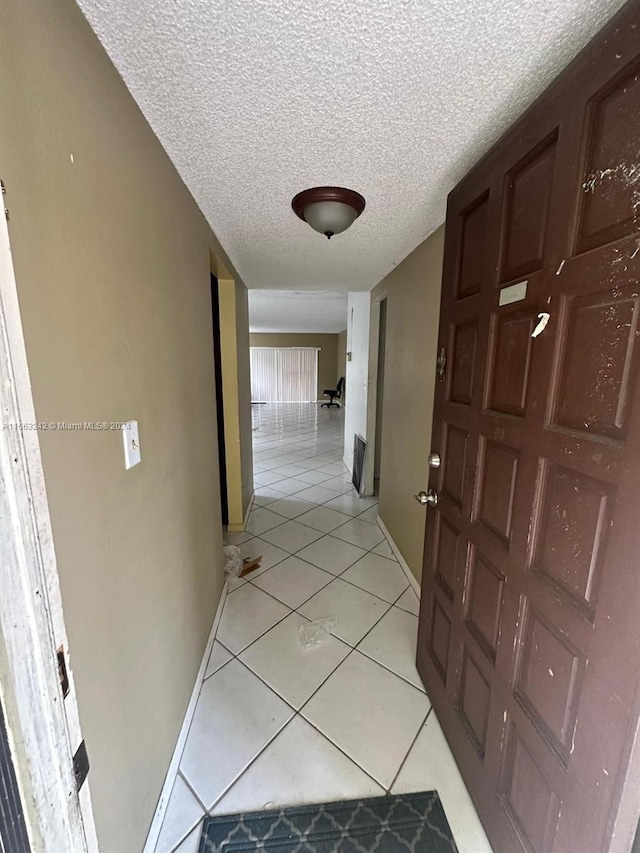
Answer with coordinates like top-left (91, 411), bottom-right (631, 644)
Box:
top-left (428, 452), bottom-right (441, 469)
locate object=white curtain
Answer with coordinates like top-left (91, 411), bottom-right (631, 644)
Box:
top-left (251, 348), bottom-right (319, 402)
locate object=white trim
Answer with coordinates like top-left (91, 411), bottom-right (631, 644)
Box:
top-left (362, 299), bottom-right (381, 496)
top-left (0, 199), bottom-right (97, 850)
top-left (142, 581), bottom-right (229, 853)
top-left (245, 490), bottom-right (255, 524)
top-left (377, 517), bottom-right (421, 595)
top-left (227, 489), bottom-right (254, 533)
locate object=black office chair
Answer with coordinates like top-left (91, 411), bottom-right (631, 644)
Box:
top-left (321, 376), bottom-right (344, 408)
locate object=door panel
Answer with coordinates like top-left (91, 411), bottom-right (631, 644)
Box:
top-left (441, 424), bottom-right (468, 507)
top-left (465, 550), bottom-right (505, 662)
top-left (433, 514), bottom-right (463, 600)
top-left (486, 310), bottom-right (536, 417)
top-left (448, 320), bottom-right (478, 405)
top-left (530, 461), bottom-right (613, 618)
top-left (417, 4), bottom-right (640, 852)
top-left (457, 192), bottom-right (490, 299)
top-left (474, 438), bottom-right (520, 544)
top-left (577, 59), bottom-right (640, 253)
top-left (500, 133), bottom-right (558, 282)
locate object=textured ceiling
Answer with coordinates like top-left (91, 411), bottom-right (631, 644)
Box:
top-left (249, 291), bottom-right (348, 334)
top-left (78, 0), bottom-right (625, 293)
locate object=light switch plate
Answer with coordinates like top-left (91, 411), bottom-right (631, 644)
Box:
top-left (122, 420), bottom-right (141, 469)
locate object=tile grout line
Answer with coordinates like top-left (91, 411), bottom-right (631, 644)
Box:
top-left (206, 646), bottom-right (388, 811)
top-left (230, 584), bottom-right (423, 764)
top-left (386, 706), bottom-right (434, 795)
top-left (244, 554), bottom-right (408, 611)
top-left (177, 769), bottom-right (209, 814)
top-left (190, 405), bottom-right (429, 835)
top-left (204, 595), bottom-right (417, 807)
top-left (234, 519), bottom-right (399, 581)
top-left (203, 680), bottom-right (295, 815)
top-left (165, 778), bottom-right (205, 853)
top-left (250, 506), bottom-right (381, 542)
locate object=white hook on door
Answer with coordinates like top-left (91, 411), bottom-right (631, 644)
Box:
top-left (531, 312), bottom-right (551, 338)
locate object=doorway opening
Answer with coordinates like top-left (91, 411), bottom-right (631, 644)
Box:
top-left (210, 274), bottom-right (229, 526)
top-left (250, 347), bottom-right (319, 402)
top-left (373, 298), bottom-right (387, 496)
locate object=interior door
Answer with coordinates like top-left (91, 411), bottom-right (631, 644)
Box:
top-left (416, 4), bottom-right (640, 852)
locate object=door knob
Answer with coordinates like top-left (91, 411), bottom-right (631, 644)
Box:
top-left (428, 452), bottom-right (441, 469)
top-left (413, 489), bottom-right (439, 507)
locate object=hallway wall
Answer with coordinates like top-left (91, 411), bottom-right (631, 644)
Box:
top-left (371, 226), bottom-right (445, 582)
top-left (343, 293), bottom-right (371, 473)
top-left (249, 333), bottom-right (338, 400)
top-left (337, 329), bottom-right (348, 388)
top-left (236, 285), bottom-right (254, 519)
top-left (0, 2), bottom-right (248, 851)
top-left (222, 280), bottom-right (254, 528)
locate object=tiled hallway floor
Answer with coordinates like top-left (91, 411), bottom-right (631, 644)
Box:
top-left (154, 404), bottom-right (492, 853)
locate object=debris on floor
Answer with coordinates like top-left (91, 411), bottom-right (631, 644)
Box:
top-left (298, 617), bottom-right (337, 649)
top-left (223, 545), bottom-right (262, 578)
top-left (240, 555), bottom-right (262, 577)
top-left (223, 545), bottom-right (243, 577)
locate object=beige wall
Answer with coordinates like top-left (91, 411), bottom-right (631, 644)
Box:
top-left (220, 280), bottom-right (254, 528)
top-left (372, 226), bottom-right (445, 581)
top-left (0, 2), bottom-right (250, 851)
top-left (337, 329), bottom-right (347, 388)
top-left (250, 333), bottom-right (338, 399)
top-left (236, 284), bottom-right (254, 517)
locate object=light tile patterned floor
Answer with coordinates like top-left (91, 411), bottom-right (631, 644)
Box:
top-left (154, 403), bottom-right (493, 853)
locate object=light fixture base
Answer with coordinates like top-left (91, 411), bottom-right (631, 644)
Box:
top-left (292, 186), bottom-right (365, 238)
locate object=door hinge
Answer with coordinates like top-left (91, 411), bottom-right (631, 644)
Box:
top-left (57, 646), bottom-right (70, 698)
top-left (436, 346), bottom-right (447, 382)
top-left (73, 740), bottom-right (90, 792)
top-left (1, 179), bottom-right (8, 221)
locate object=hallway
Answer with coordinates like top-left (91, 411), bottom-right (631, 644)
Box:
top-left (153, 404), bottom-right (492, 853)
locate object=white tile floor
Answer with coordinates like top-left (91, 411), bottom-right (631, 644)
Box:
top-left (153, 403), bottom-right (493, 853)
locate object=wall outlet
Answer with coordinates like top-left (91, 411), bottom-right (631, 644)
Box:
top-left (122, 420), bottom-right (141, 469)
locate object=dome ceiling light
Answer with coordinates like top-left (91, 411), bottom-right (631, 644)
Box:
top-left (292, 186), bottom-right (366, 240)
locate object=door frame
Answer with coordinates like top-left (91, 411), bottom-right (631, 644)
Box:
top-left (362, 296), bottom-right (383, 496)
top-left (0, 207), bottom-right (99, 852)
top-left (210, 274), bottom-right (229, 526)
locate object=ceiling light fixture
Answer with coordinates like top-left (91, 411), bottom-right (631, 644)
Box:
top-left (292, 186), bottom-right (366, 240)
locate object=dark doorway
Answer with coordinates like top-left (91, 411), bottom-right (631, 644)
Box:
top-left (1, 695), bottom-right (31, 853)
top-left (374, 298), bottom-right (388, 495)
top-left (416, 5), bottom-right (640, 852)
top-left (211, 274), bottom-right (229, 526)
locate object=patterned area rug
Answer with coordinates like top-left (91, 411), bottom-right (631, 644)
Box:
top-left (199, 791), bottom-right (458, 851)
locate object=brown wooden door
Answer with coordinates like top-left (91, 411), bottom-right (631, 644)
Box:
top-left (416, 4), bottom-right (640, 852)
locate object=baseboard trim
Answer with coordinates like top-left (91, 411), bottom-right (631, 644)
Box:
top-left (142, 579), bottom-right (228, 853)
top-left (376, 517), bottom-right (421, 595)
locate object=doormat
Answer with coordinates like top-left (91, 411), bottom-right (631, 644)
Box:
top-left (199, 791), bottom-right (457, 851)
